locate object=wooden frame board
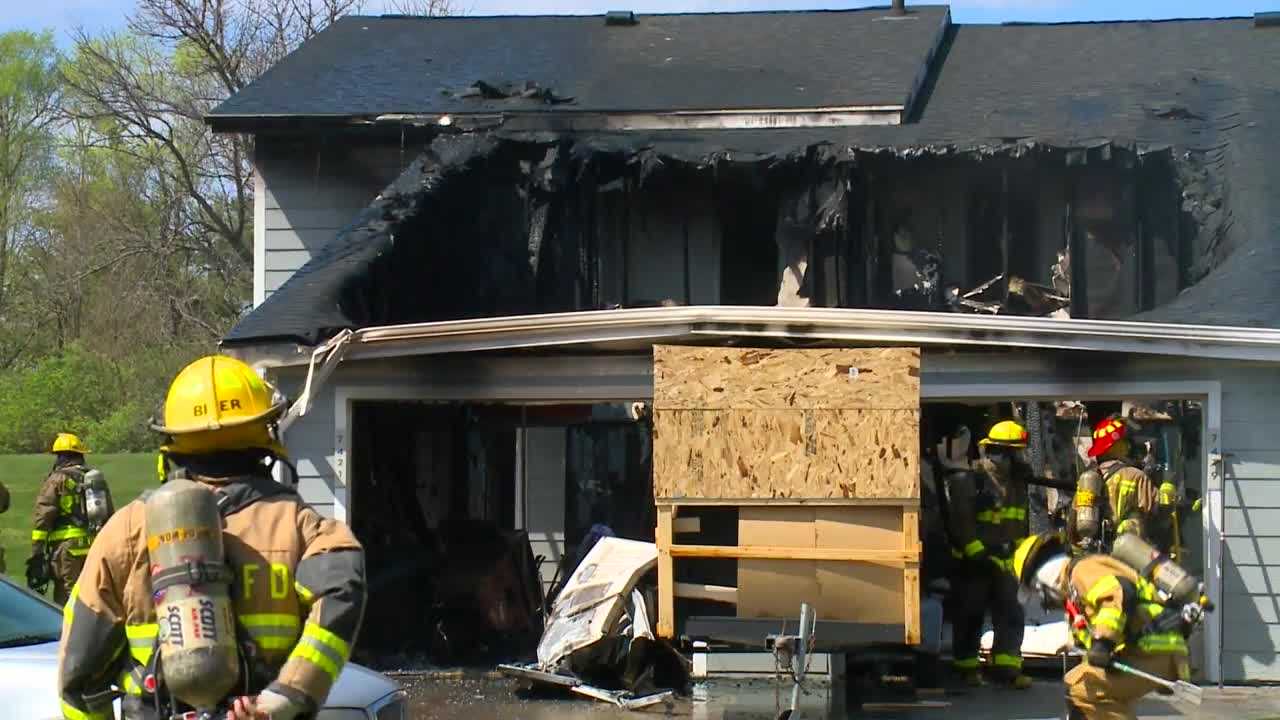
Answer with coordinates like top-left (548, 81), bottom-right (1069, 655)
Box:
top-left (655, 502), bottom-right (921, 645)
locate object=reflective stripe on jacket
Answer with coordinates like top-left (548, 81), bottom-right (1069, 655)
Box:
top-left (944, 458), bottom-right (1030, 561)
top-left (33, 467), bottom-right (95, 549)
top-left (1067, 555), bottom-right (1188, 657)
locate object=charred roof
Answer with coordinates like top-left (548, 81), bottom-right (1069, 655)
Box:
top-left (219, 11), bottom-right (1280, 345)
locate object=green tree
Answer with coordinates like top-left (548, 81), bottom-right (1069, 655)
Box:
top-left (0, 31), bottom-right (59, 368)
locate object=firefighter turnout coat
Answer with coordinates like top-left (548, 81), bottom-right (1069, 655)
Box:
top-left (33, 464), bottom-right (101, 557)
top-left (1061, 554), bottom-right (1190, 719)
top-left (1100, 460), bottom-right (1160, 540)
top-left (57, 472), bottom-right (366, 720)
top-left (945, 457), bottom-right (1030, 567)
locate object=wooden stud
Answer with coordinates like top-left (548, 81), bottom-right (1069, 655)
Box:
top-left (1000, 166), bottom-right (1010, 301)
top-left (904, 566), bottom-right (921, 645)
top-left (902, 508), bottom-right (920, 553)
top-left (903, 507), bottom-right (922, 644)
top-left (674, 582), bottom-right (738, 604)
top-left (669, 544), bottom-right (915, 566)
top-left (657, 505), bottom-right (675, 639)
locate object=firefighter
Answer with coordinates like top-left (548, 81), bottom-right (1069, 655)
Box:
top-left (1012, 532), bottom-right (1192, 720)
top-left (917, 445), bottom-right (951, 692)
top-left (1088, 416), bottom-right (1160, 545)
top-left (939, 420), bottom-right (1033, 689)
top-left (57, 355), bottom-right (367, 720)
top-left (29, 433), bottom-right (113, 604)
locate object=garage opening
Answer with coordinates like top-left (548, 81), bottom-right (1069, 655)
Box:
top-left (347, 400), bottom-right (654, 668)
top-left (343, 390), bottom-right (1209, 675)
top-left (921, 397), bottom-right (1207, 673)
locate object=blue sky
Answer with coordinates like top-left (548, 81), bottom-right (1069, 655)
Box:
top-left (0, 0), bottom-right (1265, 41)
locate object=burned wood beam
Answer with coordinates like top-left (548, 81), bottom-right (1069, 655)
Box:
top-left (1067, 173), bottom-right (1088, 317)
top-left (1135, 164), bottom-right (1156, 311)
top-left (1000, 167), bottom-right (1010, 302)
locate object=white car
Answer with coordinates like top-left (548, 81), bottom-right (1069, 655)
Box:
top-left (0, 575), bottom-right (407, 719)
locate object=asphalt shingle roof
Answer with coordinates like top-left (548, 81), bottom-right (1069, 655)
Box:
top-left (209, 6), bottom-right (951, 120)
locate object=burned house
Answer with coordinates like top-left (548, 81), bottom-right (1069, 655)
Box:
top-left (209, 6), bottom-right (1280, 681)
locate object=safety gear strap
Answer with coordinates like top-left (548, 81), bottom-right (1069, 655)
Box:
top-left (150, 561), bottom-right (235, 593)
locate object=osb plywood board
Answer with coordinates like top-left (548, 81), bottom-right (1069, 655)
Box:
top-left (653, 346), bottom-right (919, 411)
top-left (737, 560), bottom-right (905, 623)
top-left (652, 409), bottom-right (919, 500)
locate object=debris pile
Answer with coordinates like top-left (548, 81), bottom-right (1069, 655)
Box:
top-left (449, 80), bottom-right (574, 104)
top-left (499, 536), bottom-right (688, 710)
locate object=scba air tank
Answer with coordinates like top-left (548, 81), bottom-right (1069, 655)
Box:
top-left (1111, 532), bottom-right (1199, 604)
top-left (1073, 467), bottom-right (1103, 541)
top-left (145, 479), bottom-right (238, 710)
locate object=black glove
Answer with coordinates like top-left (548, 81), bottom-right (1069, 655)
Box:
top-left (26, 542), bottom-right (49, 590)
top-left (26, 555), bottom-right (49, 592)
top-left (1086, 638), bottom-right (1114, 668)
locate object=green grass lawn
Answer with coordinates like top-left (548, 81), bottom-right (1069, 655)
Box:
top-left (0, 453), bottom-right (156, 593)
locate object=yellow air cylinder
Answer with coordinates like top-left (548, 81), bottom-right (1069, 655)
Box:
top-left (146, 479), bottom-right (238, 710)
top-left (1074, 467), bottom-right (1103, 541)
top-left (1111, 532), bottom-right (1199, 604)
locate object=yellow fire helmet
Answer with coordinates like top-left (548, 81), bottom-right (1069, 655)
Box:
top-left (152, 355), bottom-right (287, 457)
top-left (978, 419), bottom-right (1029, 448)
top-left (1012, 532), bottom-right (1065, 585)
top-left (50, 433), bottom-right (89, 455)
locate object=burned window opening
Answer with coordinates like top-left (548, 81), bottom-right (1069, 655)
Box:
top-left (314, 137), bottom-right (1200, 340)
top-left (716, 166), bottom-right (781, 306)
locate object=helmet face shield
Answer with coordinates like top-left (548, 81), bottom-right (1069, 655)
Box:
top-left (1026, 554), bottom-right (1069, 609)
top-left (1018, 581), bottom-right (1062, 612)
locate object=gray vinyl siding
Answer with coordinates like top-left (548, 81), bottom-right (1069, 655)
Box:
top-left (1221, 382), bottom-right (1280, 681)
top-left (256, 138), bottom-right (414, 301)
top-left (274, 369), bottom-right (338, 517)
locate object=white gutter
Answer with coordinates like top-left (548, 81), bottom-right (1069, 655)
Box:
top-left (261, 306), bottom-right (1280, 440)
top-left (278, 329), bottom-right (354, 433)
top-left (258, 306), bottom-right (1280, 371)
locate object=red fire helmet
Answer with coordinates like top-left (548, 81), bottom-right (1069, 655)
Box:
top-left (1088, 416), bottom-right (1128, 458)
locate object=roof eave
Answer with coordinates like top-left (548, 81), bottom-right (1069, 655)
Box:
top-left (223, 306), bottom-right (1280, 368)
